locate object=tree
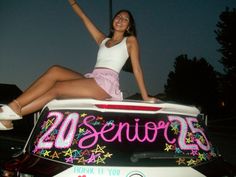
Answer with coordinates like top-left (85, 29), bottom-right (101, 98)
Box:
top-left (215, 7), bottom-right (236, 74)
top-left (215, 8), bottom-right (236, 113)
top-left (164, 55), bottom-right (219, 115)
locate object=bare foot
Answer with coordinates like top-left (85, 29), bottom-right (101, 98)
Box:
top-left (0, 100), bottom-right (22, 117)
top-left (0, 106), bottom-right (14, 128)
top-left (0, 120), bottom-right (13, 129)
top-left (9, 100), bottom-right (22, 116)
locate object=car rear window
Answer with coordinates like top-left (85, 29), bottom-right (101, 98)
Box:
top-left (28, 108), bottom-right (218, 167)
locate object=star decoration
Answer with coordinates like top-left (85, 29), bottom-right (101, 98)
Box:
top-left (79, 128), bottom-right (85, 134)
top-left (39, 149), bottom-right (46, 156)
top-left (72, 150), bottom-right (82, 158)
top-left (187, 159), bottom-right (196, 166)
top-left (187, 132), bottom-right (193, 137)
top-left (80, 113), bottom-right (87, 117)
top-left (164, 143), bottom-right (173, 152)
top-left (190, 150), bottom-right (199, 156)
top-left (81, 149), bottom-right (90, 156)
top-left (176, 158), bottom-right (186, 165)
top-left (173, 128), bottom-right (179, 135)
top-left (86, 153), bottom-right (100, 164)
top-left (65, 156), bottom-right (75, 163)
top-left (171, 122), bottom-right (179, 129)
top-left (96, 116), bottom-right (103, 120)
top-left (194, 123), bottom-right (201, 128)
top-left (52, 129), bottom-right (58, 135)
top-left (83, 129), bottom-right (92, 135)
top-left (106, 120), bottom-right (114, 126)
top-left (175, 147), bottom-right (182, 154)
top-left (195, 133), bottom-right (201, 139)
top-left (43, 150), bottom-right (51, 157)
top-left (92, 121), bottom-right (100, 126)
top-left (96, 156), bottom-right (106, 164)
top-left (51, 151), bottom-right (60, 159)
top-left (104, 152), bottom-right (113, 158)
top-left (45, 118), bottom-right (55, 129)
top-left (72, 138), bottom-right (78, 145)
top-left (63, 148), bottom-right (73, 157)
top-left (92, 144), bottom-right (106, 154)
top-left (198, 136), bottom-right (206, 144)
top-left (77, 157), bottom-right (86, 165)
top-left (198, 153), bottom-right (206, 161)
top-left (186, 137), bottom-right (192, 144)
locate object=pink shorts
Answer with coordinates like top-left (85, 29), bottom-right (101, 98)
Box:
top-left (84, 68), bottom-right (123, 101)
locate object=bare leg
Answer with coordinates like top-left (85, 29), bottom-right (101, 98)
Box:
top-left (11, 65), bottom-right (85, 113)
top-left (21, 77), bottom-right (110, 115)
top-left (1, 65), bottom-right (110, 128)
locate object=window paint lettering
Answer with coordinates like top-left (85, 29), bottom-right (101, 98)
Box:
top-left (36, 111), bottom-right (210, 152)
top-left (79, 118), bottom-right (173, 149)
top-left (55, 112), bottom-right (79, 149)
top-left (37, 112), bottom-right (63, 149)
top-left (186, 117), bottom-right (210, 151)
top-left (168, 116), bottom-right (199, 151)
top-left (73, 167), bottom-right (121, 176)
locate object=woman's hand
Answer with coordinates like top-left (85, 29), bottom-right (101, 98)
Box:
top-left (68, 0), bottom-right (76, 6)
top-left (67, 0), bottom-right (105, 45)
top-left (143, 96), bottom-right (160, 103)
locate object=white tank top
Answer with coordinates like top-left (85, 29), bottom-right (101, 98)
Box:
top-left (95, 37), bottom-right (129, 73)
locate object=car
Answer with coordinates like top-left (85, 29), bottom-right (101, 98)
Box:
top-left (2, 99), bottom-right (235, 177)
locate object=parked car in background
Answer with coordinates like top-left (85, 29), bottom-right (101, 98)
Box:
top-left (2, 99), bottom-right (235, 177)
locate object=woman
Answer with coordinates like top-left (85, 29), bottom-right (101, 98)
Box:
top-left (0, 0), bottom-right (157, 130)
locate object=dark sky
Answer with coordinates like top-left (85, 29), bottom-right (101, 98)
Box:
top-left (0, 0), bottom-right (235, 97)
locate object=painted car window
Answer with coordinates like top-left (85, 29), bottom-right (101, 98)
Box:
top-left (29, 109), bottom-right (218, 166)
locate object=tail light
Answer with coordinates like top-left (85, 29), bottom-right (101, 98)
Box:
top-left (95, 104), bottom-right (162, 112)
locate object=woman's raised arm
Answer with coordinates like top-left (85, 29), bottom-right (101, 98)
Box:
top-left (68, 0), bottom-right (106, 45)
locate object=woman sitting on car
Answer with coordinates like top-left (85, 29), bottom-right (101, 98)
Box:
top-left (0, 0), bottom-right (157, 130)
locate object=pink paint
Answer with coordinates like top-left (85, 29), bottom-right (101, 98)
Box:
top-left (168, 116), bottom-right (199, 151)
top-left (35, 111), bottom-right (210, 152)
top-left (37, 112), bottom-right (63, 149)
top-left (55, 113), bottom-right (79, 149)
top-left (78, 117), bottom-right (172, 149)
top-left (186, 117), bottom-right (210, 151)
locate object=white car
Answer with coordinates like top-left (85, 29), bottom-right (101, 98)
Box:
top-left (3, 99), bottom-right (235, 177)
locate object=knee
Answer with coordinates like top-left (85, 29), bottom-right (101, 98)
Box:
top-left (47, 65), bottom-right (62, 74)
top-left (45, 65), bottom-right (62, 78)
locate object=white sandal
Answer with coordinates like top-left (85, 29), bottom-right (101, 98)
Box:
top-left (0, 105), bottom-right (22, 120)
top-left (0, 121), bottom-right (13, 130)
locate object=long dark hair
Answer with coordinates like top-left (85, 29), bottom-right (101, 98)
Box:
top-left (108, 9), bottom-right (137, 38)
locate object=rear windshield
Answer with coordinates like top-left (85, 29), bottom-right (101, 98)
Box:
top-left (28, 108), bottom-right (218, 167)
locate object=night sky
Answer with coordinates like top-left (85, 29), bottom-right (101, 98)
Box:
top-left (0, 0), bottom-right (235, 97)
